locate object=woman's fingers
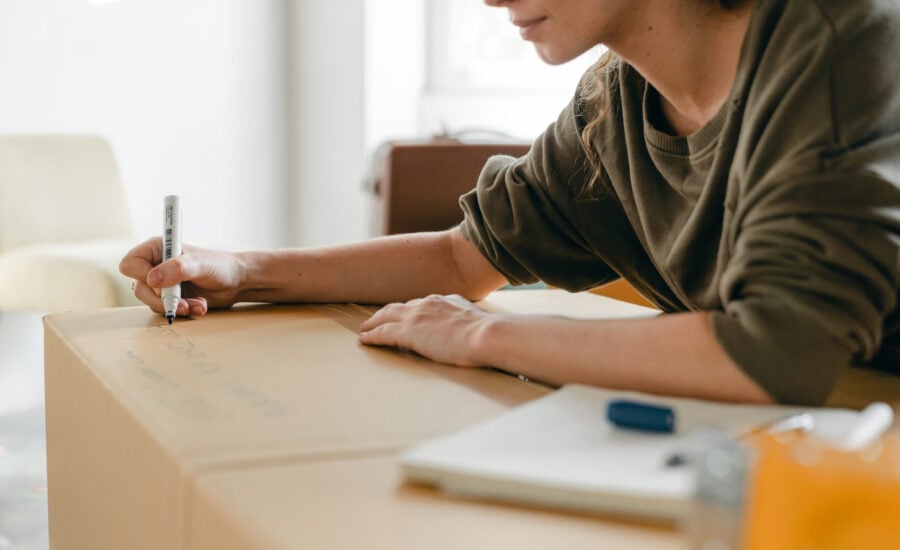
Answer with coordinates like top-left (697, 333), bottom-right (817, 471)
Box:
top-left (119, 237), bottom-right (163, 281)
top-left (359, 301), bottom-right (410, 332)
top-left (185, 297), bottom-right (209, 316)
top-left (357, 321), bottom-right (404, 347)
top-left (133, 279), bottom-right (165, 314)
top-left (358, 294), bottom-right (488, 367)
top-left (146, 255), bottom-right (186, 288)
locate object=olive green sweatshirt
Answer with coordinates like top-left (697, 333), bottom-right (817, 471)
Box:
top-left (459, 0), bottom-right (900, 405)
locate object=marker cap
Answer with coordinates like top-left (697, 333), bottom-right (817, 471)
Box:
top-left (606, 399), bottom-right (676, 433)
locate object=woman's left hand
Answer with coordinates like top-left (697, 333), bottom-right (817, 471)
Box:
top-left (358, 294), bottom-right (490, 367)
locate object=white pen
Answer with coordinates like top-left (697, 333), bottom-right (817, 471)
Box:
top-left (834, 401), bottom-right (893, 451)
top-left (161, 195), bottom-right (182, 324)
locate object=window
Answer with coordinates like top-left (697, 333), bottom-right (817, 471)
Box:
top-left (363, 1), bottom-right (604, 150)
top-left (422, 0), bottom-right (602, 141)
top-left (427, 0), bottom-right (595, 93)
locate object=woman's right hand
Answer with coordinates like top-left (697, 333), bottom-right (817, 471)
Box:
top-left (119, 237), bottom-right (246, 317)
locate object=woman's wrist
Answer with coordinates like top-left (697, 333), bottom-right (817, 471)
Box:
top-left (231, 250), bottom-right (275, 302)
top-left (467, 313), bottom-right (508, 368)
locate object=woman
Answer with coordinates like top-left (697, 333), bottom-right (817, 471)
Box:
top-left (120, 0), bottom-right (900, 406)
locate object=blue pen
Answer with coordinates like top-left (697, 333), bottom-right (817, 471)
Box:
top-left (606, 399), bottom-right (676, 433)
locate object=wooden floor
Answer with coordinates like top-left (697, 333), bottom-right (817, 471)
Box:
top-left (0, 311), bottom-right (49, 550)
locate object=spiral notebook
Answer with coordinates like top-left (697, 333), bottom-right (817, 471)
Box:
top-left (399, 384), bottom-right (864, 522)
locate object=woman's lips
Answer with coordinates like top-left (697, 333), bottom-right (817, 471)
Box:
top-left (513, 16), bottom-right (547, 40)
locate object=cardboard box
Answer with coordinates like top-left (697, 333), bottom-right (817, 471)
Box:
top-left (42, 291), bottom-right (668, 549)
top-left (189, 454), bottom-right (678, 550)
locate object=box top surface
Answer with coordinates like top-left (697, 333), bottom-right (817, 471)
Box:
top-left (43, 290), bottom-right (657, 469)
top-left (44, 300), bottom-right (557, 469)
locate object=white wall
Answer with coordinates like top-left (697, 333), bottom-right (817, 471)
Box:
top-left (287, 0), bottom-right (368, 247)
top-left (363, 0), bottom-right (425, 154)
top-left (0, 0), bottom-right (288, 250)
top-left (0, 0), bottom-right (589, 253)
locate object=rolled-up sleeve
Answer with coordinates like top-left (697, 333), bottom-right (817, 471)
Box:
top-left (712, 160), bottom-right (900, 405)
top-left (710, 2), bottom-right (900, 405)
top-left (459, 97), bottom-right (621, 291)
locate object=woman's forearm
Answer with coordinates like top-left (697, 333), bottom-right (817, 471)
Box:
top-left (358, 291), bottom-right (772, 403)
top-left (234, 228), bottom-right (507, 305)
top-left (470, 310), bottom-right (773, 403)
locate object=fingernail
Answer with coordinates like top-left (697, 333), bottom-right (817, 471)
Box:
top-left (147, 271), bottom-right (163, 286)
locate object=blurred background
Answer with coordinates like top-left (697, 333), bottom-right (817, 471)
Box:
top-left (0, 0), bottom-right (597, 251)
top-left (0, 1), bottom-right (599, 547)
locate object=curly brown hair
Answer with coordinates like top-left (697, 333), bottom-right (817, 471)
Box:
top-left (578, 0), bottom-right (752, 188)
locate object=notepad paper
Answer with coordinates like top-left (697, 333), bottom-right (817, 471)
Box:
top-left (399, 384), bottom-right (862, 522)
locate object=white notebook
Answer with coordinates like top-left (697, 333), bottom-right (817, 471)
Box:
top-left (399, 384), bottom-right (863, 522)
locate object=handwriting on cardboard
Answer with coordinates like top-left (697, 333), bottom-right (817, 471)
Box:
top-left (113, 324), bottom-right (288, 422)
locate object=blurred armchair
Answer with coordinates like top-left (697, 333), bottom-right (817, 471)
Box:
top-left (0, 134), bottom-right (140, 311)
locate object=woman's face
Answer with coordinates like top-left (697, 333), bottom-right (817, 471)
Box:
top-left (483, 0), bottom-right (640, 64)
